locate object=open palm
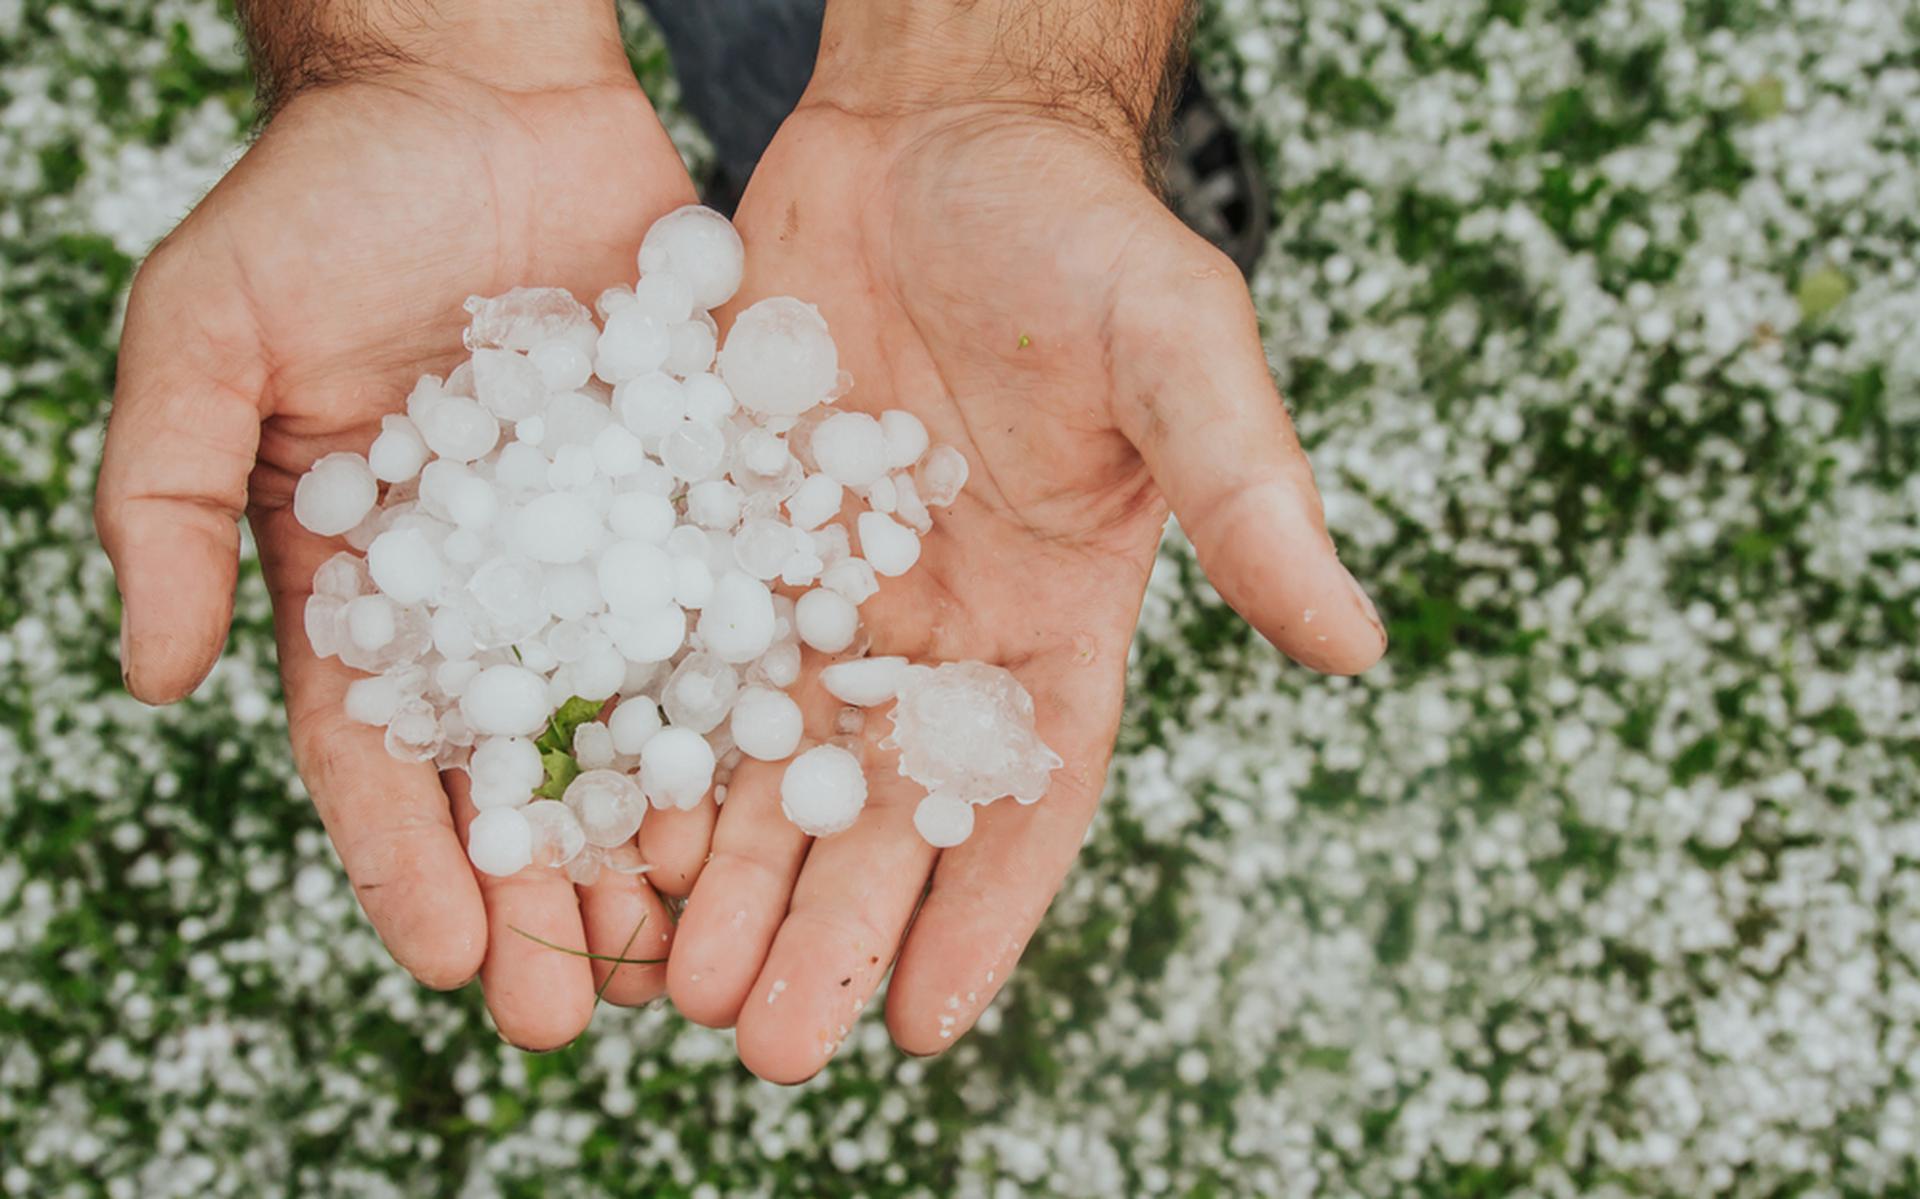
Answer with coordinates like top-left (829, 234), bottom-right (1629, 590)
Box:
top-left (665, 105), bottom-right (1387, 1081)
top-left (95, 71), bottom-right (697, 1048)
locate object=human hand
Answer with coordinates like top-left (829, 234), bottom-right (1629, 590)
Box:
top-left (663, 3), bottom-right (1387, 1082)
top-left (94, 2), bottom-right (697, 1048)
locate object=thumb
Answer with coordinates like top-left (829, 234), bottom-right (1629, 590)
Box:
top-left (94, 243), bottom-right (264, 703)
top-left (1115, 240), bottom-right (1386, 676)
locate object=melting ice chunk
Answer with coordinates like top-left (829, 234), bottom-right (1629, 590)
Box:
top-left (887, 662), bottom-right (1060, 806)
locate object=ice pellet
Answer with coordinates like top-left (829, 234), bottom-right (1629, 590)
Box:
top-left (913, 792), bottom-right (975, 848)
top-left (812, 412), bottom-right (889, 487)
top-left (857, 512), bottom-right (921, 577)
top-left (730, 687), bottom-right (804, 761)
top-left (293, 453), bottom-right (378, 536)
top-left (780, 745), bottom-right (868, 837)
top-left (820, 656), bottom-right (909, 707)
top-left (468, 807), bottom-right (534, 876)
top-left (640, 727), bottom-right (716, 810)
top-left (795, 588), bottom-right (859, 654)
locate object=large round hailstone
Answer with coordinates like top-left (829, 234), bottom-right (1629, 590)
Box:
top-left (638, 204), bottom-right (745, 310)
top-left (460, 664), bottom-right (551, 736)
top-left (468, 807), bottom-right (533, 876)
top-left (730, 686), bottom-right (804, 761)
top-left (640, 727), bottom-right (716, 810)
top-left (780, 744), bottom-right (868, 837)
top-left (293, 452), bottom-right (379, 536)
top-left (718, 297), bottom-right (839, 417)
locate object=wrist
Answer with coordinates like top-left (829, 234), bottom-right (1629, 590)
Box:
top-left (806, 0), bottom-right (1192, 167)
top-left (237, 0), bottom-right (632, 116)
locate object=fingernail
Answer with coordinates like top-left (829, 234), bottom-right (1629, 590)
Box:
top-left (117, 610), bottom-right (133, 691)
top-left (1344, 570), bottom-right (1385, 639)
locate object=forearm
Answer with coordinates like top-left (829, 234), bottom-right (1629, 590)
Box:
top-left (235, 0), bottom-right (630, 115)
top-left (809, 0), bottom-right (1195, 161)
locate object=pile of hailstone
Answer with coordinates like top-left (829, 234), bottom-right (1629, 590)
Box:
top-left (292, 205), bottom-right (1059, 880)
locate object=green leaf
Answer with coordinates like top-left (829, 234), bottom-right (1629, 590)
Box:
top-left (536, 695), bottom-right (603, 755)
top-left (535, 749), bottom-right (579, 801)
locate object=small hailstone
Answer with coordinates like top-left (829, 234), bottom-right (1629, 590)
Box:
top-left (460, 665), bottom-right (551, 736)
top-left (681, 373), bottom-right (736, 424)
top-left (472, 348), bottom-right (547, 421)
top-left (368, 416), bottom-right (430, 483)
top-left (795, 588), bottom-right (859, 654)
top-left (602, 605), bottom-right (685, 663)
top-left (608, 699), bottom-right (662, 754)
top-left (786, 473), bottom-right (843, 530)
top-left (614, 372), bottom-right (684, 438)
top-left (543, 564), bottom-right (601, 621)
top-left (661, 419), bottom-right (727, 480)
top-left (637, 204), bottom-right (745, 310)
top-left (820, 656), bottom-right (908, 707)
top-left (718, 297), bottom-right (838, 417)
top-left (664, 319), bottom-right (717, 376)
top-left (305, 596), bottom-right (343, 658)
top-left (629, 271), bottom-right (695, 323)
top-left (916, 446), bottom-right (969, 507)
top-left (733, 518), bottom-right (796, 580)
top-left (509, 491), bottom-right (602, 564)
top-left (343, 672), bottom-right (407, 725)
top-left (699, 572), bottom-right (776, 663)
top-left (366, 528), bottom-right (444, 605)
top-left (661, 652), bottom-right (739, 734)
top-left (344, 595), bottom-right (397, 651)
top-left (592, 425), bottom-right (647, 477)
top-left (887, 662), bottom-right (1060, 804)
top-left (857, 512), bottom-right (921, 577)
top-left (640, 727), bottom-right (716, 810)
top-left (523, 800), bottom-right (588, 867)
top-left (608, 491), bottom-right (676, 543)
top-left (730, 687), bottom-right (804, 761)
top-left (673, 554), bottom-right (715, 608)
top-left (868, 475), bottom-right (898, 514)
top-left (313, 551), bottom-right (371, 599)
top-left (687, 480), bottom-right (743, 530)
top-left (565, 847), bottom-right (604, 886)
top-left (463, 287), bottom-right (594, 353)
top-left (881, 410), bottom-right (930, 469)
top-left (812, 412), bottom-right (889, 487)
top-left (756, 641), bottom-right (803, 688)
top-left (528, 339), bottom-right (593, 392)
top-left (595, 307), bottom-right (672, 384)
top-left (563, 769), bottom-right (647, 847)
top-left (780, 745), bottom-right (868, 837)
top-left (416, 394), bottom-right (500, 463)
top-left (893, 472), bottom-right (932, 534)
top-left (597, 540), bottom-right (676, 615)
top-left (570, 641), bottom-right (626, 701)
top-left (573, 721), bottom-right (616, 770)
top-left (913, 792), bottom-right (975, 848)
top-left (293, 453), bottom-right (379, 536)
top-left (468, 807), bottom-right (534, 876)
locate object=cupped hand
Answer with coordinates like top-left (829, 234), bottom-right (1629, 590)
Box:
top-left (94, 66), bottom-right (695, 1048)
top-left (664, 103), bottom-right (1387, 1081)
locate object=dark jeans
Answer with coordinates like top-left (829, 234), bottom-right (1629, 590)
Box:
top-left (639, 0), bottom-right (826, 187)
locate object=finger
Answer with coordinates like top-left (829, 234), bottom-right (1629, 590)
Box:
top-left (886, 652), bottom-right (1124, 1055)
top-left (577, 868), bottom-right (675, 1007)
top-left (1114, 235), bottom-right (1387, 676)
top-left (449, 772), bottom-right (598, 1051)
top-left (665, 755), bottom-right (809, 1027)
top-left (734, 755), bottom-right (934, 1085)
top-left (259, 511), bottom-right (486, 990)
top-left (95, 244), bottom-right (264, 703)
top-left (637, 791), bottom-right (717, 897)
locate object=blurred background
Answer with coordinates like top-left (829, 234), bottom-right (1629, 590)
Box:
top-left (3, 1), bottom-right (1918, 1195)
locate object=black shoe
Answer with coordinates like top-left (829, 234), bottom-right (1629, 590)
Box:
top-left (1163, 71), bottom-right (1271, 278)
